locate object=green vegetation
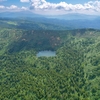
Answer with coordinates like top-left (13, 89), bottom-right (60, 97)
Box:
top-left (0, 18), bottom-right (100, 100)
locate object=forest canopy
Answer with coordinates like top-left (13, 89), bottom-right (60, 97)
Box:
top-left (0, 18), bottom-right (100, 100)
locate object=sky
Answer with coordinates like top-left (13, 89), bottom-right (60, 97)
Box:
top-left (0, 0), bottom-right (100, 15)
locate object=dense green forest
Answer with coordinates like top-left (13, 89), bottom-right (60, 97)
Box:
top-left (0, 18), bottom-right (100, 100)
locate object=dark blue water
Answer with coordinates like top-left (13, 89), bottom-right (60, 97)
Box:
top-left (37, 51), bottom-right (56, 57)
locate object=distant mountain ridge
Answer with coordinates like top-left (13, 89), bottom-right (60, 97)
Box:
top-left (0, 11), bottom-right (100, 20)
top-left (0, 11), bottom-right (100, 29)
top-left (47, 13), bottom-right (100, 20)
top-left (0, 11), bottom-right (43, 18)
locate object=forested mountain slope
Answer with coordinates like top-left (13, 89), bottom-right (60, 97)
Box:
top-left (0, 19), bottom-right (100, 100)
top-left (0, 18), bottom-right (69, 30)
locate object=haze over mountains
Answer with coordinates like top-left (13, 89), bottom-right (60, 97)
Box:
top-left (0, 11), bottom-right (99, 20)
top-left (0, 11), bottom-right (100, 29)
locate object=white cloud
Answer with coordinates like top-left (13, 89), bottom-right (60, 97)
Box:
top-left (21, 6), bottom-right (28, 10)
top-left (29, 0), bottom-right (100, 15)
top-left (0, 0), bottom-right (100, 15)
top-left (6, 5), bottom-right (18, 10)
top-left (20, 0), bottom-right (29, 2)
top-left (0, 5), bottom-right (5, 9)
top-left (0, 5), bottom-right (29, 12)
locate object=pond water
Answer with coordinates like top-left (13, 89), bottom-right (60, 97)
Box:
top-left (37, 51), bottom-right (56, 57)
